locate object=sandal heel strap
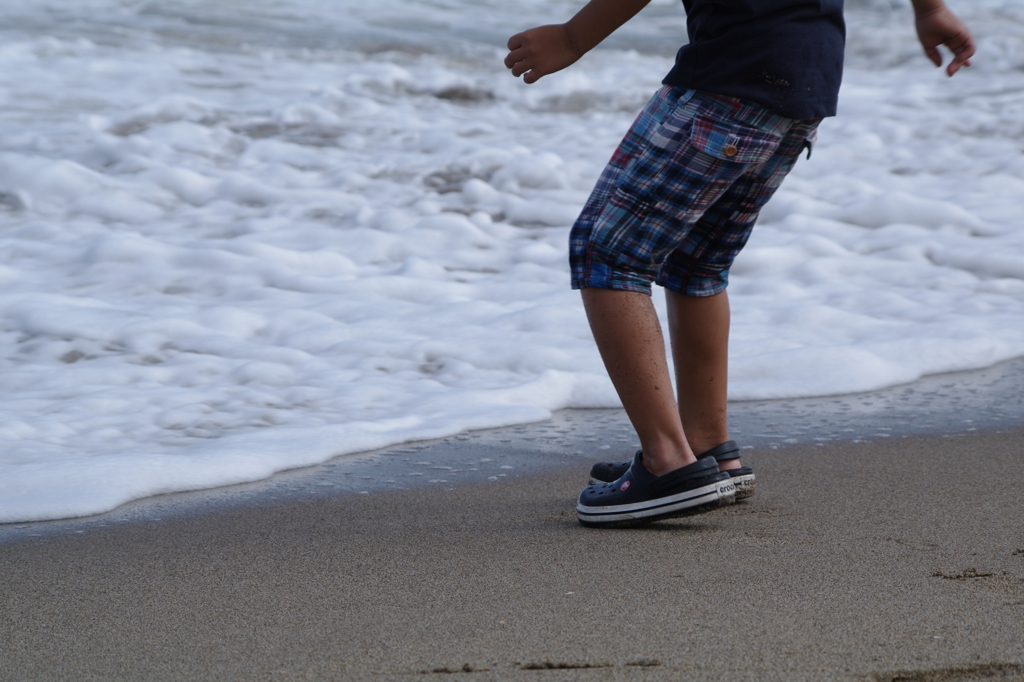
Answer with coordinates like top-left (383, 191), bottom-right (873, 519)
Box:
top-left (699, 440), bottom-right (741, 462)
top-left (650, 456), bottom-right (722, 495)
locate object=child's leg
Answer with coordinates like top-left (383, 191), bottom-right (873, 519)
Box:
top-left (658, 117), bottom-right (820, 471)
top-left (581, 287), bottom-right (695, 477)
top-left (571, 88), bottom-right (815, 481)
top-left (666, 289), bottom-right (732, 461)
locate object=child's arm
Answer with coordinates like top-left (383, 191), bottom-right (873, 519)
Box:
top-left (909, 0), bottom-right (975, 76)
top-left (504, 0), bottom-right (652, 84)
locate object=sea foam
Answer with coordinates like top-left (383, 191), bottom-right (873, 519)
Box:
top-left (1, 0), bottom-right (1022, 522)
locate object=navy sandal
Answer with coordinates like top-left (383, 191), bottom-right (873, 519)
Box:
top-left (576, 452), bottom-right (735, 527)
top-left (589, 440), bottom-right (756, 500)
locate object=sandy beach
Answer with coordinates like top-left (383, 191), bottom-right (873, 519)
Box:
top-left (3, 427), bottom-right (1023, 681)
top-left (2, 3), bottom-right (1023, 679)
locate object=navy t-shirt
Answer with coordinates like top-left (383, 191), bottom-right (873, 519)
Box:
top-left (663, 0), bottom-right (846, 120)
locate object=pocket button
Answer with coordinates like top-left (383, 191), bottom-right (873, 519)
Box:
top-left (724, 144), bottom-right (739, 158)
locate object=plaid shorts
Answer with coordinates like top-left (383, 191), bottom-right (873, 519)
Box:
top-left (570, 86), bottom-right (820, 296)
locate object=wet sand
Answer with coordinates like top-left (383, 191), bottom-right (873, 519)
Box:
top-left (2, 428), bottom-right (1023, 681)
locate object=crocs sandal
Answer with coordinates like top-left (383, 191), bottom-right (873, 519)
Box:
top-left (589, 440), bottom-right (756, 500)
top-left (576, 452), bottom-right (736, 527)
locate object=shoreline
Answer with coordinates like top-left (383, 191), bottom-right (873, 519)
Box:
top-left (3, 428), bottom-right (1023, 681)
top-left (2, 356), bottom-right (1024, 542)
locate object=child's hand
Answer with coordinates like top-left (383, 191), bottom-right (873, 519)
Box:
top-left (504, 24), bottom-right (583, 84)
top-left (915, 5), bottom-right (975, 76)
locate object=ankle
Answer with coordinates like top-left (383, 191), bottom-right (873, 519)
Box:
top-left (639, 441), bottom-right (696, 477)
top-left (689, 436), bottom-right (731, 458)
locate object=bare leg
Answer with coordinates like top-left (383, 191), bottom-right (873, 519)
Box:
top-left (666, 289), bottom-right (742, 471)
top-left (581, 287), bottom-right (695, 477)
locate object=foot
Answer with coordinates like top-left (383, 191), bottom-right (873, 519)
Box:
top-left (589, 440), bottom-right (756, 500)
top-left (577, 452), bottom-right (735, 527)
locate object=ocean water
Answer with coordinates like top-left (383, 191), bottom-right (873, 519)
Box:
top-left (1, 0), bottom-right (1022, 523)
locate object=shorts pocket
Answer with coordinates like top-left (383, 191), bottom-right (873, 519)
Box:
top-left (688, 115), bottom-right (783, 165)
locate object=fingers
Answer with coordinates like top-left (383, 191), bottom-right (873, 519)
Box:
top-left (504, 31), bottom-right (535, 78)
top-left (503, 48), bottom-right (545, 83)
top-left (505, 52), bottom-right (539, 81)
top-left (505, 49), bottom-right (535, 79)
top-left (916, 8), bottom-right (976, 78)
top-left (939, 37), bottom-right (974, 76)
top-left (504, 24), bottom-right (576, 84)
top-left (945, 34), bottom-right (976, 77)
top-left (503, 47), bottom-right (523, 70)
top-left (504, 44), bottom-right (534, 78)
top-left (920, 32), bottom-right (975, 77)
top-left (504, 33), bottom-right (524, 69)
top-left (946, 56), bottom-right (966, 77)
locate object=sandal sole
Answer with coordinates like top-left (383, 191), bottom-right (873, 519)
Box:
top-left (577, 479), bottom-right (736, 527)
top-left (731, 473), bottom-right (756, 500)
